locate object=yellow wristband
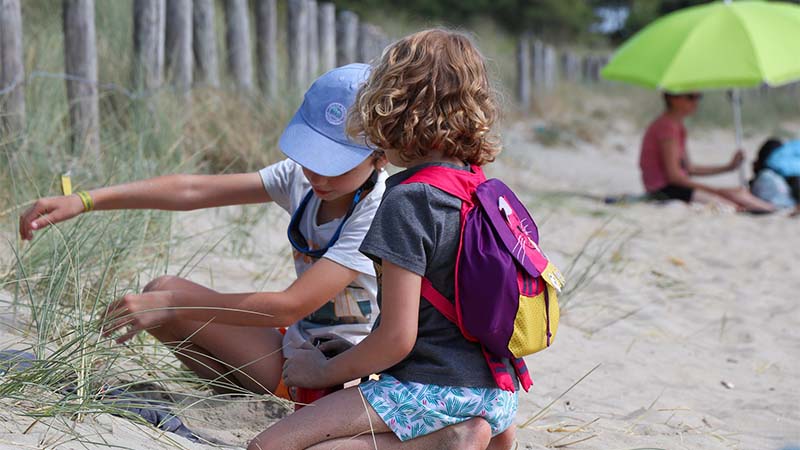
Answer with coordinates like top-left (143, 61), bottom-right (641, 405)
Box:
top-left (75, 191), bottom-right (94, 212)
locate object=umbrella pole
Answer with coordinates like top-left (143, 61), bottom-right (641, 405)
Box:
top-left (731, 88), bottom-right (747, 186)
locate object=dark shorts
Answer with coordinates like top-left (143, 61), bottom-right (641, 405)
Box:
top-left (650, 184), bottom-right (694, 203)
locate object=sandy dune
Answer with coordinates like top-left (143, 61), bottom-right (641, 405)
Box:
top-left (1, 107), bottom-right (798, 449)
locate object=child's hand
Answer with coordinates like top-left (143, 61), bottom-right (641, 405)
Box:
top-left (19, 195), bottom-right (85, 240)
top-left (316, 337), bottom-right (353, 357)
top-left (282, 344), bottom-right (330, 389)
top-left (101, 290), bottom-right (176, 344)
top-left (728, 149), bottom-right (745, 171)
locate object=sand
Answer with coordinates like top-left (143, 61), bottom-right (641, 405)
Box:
top-left (1, 104), bottom-right (798, 449)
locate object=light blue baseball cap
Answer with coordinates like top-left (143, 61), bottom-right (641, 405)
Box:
top-left (279, 63), bottom-right (372, 177)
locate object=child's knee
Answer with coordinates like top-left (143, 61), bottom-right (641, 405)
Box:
top-left (487, 424), bottom-right (516, 450)
top-left (440, 418), bottom-right (492, 450)
top-left (246, 435), bottom-right (277, 450)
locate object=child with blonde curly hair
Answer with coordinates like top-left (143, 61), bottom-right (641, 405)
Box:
top-left (249, 29), bottom-right (519, 450)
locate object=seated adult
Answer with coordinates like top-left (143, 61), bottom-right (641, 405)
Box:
top-left (751, 138), bottom-right (800, 212)
top-left (640, 92), bottom-right (775, 212)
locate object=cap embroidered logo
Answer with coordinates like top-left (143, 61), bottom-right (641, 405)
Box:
top-left (325, 102), bottom-right (346, 125)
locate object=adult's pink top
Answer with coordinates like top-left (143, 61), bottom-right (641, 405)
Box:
top-left (640, 114), bottom-right (689, 192)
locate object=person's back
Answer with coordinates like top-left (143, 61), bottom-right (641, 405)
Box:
top-left (751, 168), bottom-right (795, 208)
top-left (751, 138), bottom-right (800, 209)
top-left (361, 163), bottom-right (517, 391)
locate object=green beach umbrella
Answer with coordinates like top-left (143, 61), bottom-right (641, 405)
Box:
top-left (601, 0), bottom-right (800, 183)
top-left (602, 0), bottom-right (800, 91)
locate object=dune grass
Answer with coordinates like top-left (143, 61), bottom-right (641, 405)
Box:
top-left (6, 3), bottom-right (796, 448)
top-left (0, 1), bottom-right (294, 447)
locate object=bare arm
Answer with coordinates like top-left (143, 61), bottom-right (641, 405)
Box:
top-left (88, 173), bottom-right (270, 211)
top-left (168, 257), bottom-right (360, 326)
top-left (20, 172), bottom-right (269, 239)
top-left (283, 261), bottom-right (420, 388)
top-left (660, 138), bottom-right (719, 193)
top-left (102, 257), bottom-right (362, 341)
top-left (688, 150), bottom-right (743, 176)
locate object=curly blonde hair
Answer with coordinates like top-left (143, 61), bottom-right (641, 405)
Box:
top-left (347, 29), bottom-right (501, 166)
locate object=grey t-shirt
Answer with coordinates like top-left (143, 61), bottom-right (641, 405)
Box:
top-left (360, 162), bottom-right (516, 388)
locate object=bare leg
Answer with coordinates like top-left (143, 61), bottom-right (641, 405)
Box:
top-left (487, 425), bottom-right (516, 450)
top-left (696, 187), bottom-right (775, 212)
top-left (690, 189), bottom-right (738, 211)
top-left (248, 386), bottom-right (392, 450)
top-left (142, 276), bottom-right (285, 394)
top-left (306, 417), bottom-right (494, 450)
top-left (248, 387), bottom-right (494, 450)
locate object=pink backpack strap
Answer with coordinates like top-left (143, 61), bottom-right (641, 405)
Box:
top-left (402, 164), bottom-right (484, 335)
top-left (400, 165), bottom-right (485, 204)
top-left (424, 276), bottom-right (531, 393)
top-left (512, 358), bottom-right (533, 392)
top-left (420, 278), bottom-right (457, 323)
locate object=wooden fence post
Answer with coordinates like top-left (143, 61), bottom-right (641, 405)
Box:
top-left (563, 50), bottom-right (581, 83)
top-left (569, 52), bottom-right (581, 83)
top-left (543, 45), bottom-right (557, 91)
top-left (133, 0), bottom-right (165, 92)
top-left (0, 0), bottom-right (25, 135)
top-left (516, 33), bottom-right (531, 109)
top-left (318, 2), bottom-right (336, 73)
top-left (580, 55), bottom-right (590, 83)
top-left (306, 0), bottom-right (319, 80)
top-left (287, 0), bottom-right (308, 91)
top-left (357, 23), bottom-right (383, 63)
top-left (255, 0), bottom-right (277, 98)
top-left (598, 55), bottom-right (609, 83)
top-left (165, 0), bottom-right (192, 95)
top-left (224, 0), bottom-right (254, 91)
top-left (63, 0), bottom-right (100, 155)
top-left (336, 10), bottom-right (358, 66)
top-left (532, 39), bottom-right (545, 90)
top-left (192, 0), bottom-right (218, 87)
top-left (589, 56), bottom-right (601, 83)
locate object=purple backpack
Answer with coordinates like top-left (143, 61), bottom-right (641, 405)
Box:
top-left (401, 165), bottom-right (565, 392)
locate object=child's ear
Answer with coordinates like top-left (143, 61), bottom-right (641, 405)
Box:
top-left (373, 152), bottom-right (388, 170)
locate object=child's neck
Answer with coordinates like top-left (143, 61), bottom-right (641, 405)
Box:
top-left (317, 191), bottom-right (356, 225)
top-left (664, 109), bottom-right (687, 122)
top-left (409, 151), bottom-right (465, 168)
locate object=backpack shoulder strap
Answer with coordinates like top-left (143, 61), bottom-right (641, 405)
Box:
top-left (400, 165), bottom-right (485, 202)
top-left (420, 278), bottom-right (457, 323)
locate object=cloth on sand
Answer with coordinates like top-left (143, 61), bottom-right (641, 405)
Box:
top-left (0, 350), bottom-right (201, 443)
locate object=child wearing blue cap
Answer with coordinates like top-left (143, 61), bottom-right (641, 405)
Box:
top-left (19, 64), bottom-right (388, 401)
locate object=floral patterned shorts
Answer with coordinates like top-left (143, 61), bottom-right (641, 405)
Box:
top-left (358, 374), bottom-right (518, 442)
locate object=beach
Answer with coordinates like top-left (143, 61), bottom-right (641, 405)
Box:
top-left (1, 104), bottom-right (798, 449)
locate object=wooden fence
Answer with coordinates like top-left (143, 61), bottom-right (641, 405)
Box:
top-left (0, 0), bottom-right (389, 155)
top-left (515, 33), bottom-right (800, 110)
top-left (516, 33), bottom-right (610, 109)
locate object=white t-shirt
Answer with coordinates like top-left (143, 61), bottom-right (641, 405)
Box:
top-left (259, 159), bottom-right (386, 358)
